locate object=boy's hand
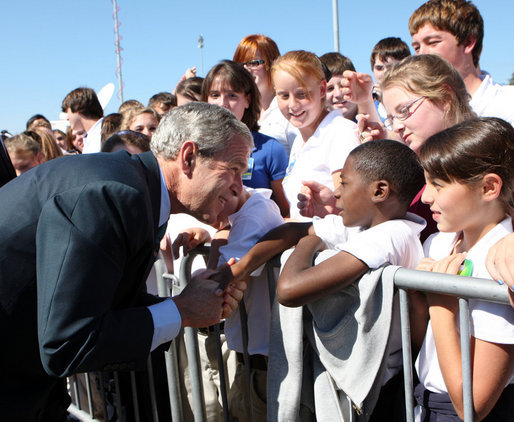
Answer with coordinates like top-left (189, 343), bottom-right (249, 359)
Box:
top-left (297, 181), bottom-right (338, 218)
top-left (208, 258), bottom-right (248, 319)
top-left (221, 280), bottom-right (248, 319)
top-left (172, 227), bottom-right (211, 257)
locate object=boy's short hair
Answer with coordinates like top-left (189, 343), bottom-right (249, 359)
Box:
top-left (409, 0), bottom-right (483, 67)
top-left (61, 87), bottom-right (104, 120)
top-left (319, 52), bottom-right (355, 76)
top-left (370, 37), bottom-right (410, 69)
top-left (349, 140), bottom-right (424, 208)
top-left (26, 114), bottom-right (51, 131)
top-left (148, 92), bottom-right (177, 109)
top-left (175, 77), bottom-right (204, 102)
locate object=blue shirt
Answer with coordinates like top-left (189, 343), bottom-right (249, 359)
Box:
top-left (243, 131), bottom-right (288, 189)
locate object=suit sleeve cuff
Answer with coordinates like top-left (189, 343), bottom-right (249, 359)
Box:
top-left (148, 298), bottom-right (182, 351)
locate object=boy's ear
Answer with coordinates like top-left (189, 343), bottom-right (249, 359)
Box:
top-left (179, 140), bottom-right (197, 175)
top-left (463, 35), bottom-right (477, 57)
top-left (371, 180), bottom-right (390, 203)
top-left (482, 173), bottom-right (503, 202)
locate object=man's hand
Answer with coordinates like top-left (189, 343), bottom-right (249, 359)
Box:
top-left (209, 258), bottom-right (248, 319)
top-left (172, 269), bottom-right (225, 328)
top-left (297, 180), bottom-right (338, 218)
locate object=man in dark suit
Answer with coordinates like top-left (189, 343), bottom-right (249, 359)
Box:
top-left (0, 103), bottom-right (253, 421)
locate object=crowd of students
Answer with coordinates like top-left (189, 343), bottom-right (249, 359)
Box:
top-left (1, 0), bottom-right (513, 421)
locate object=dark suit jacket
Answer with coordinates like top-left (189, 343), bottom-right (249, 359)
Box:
top-left (0, 151), bottom-right (164, 421)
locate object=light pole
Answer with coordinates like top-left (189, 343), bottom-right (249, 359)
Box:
top-left (198, 35), bottom-right (204, 76)
top-left (333, 0), bottom-right (340, 52)
top-left (112, 0), bottom-right (124, 103)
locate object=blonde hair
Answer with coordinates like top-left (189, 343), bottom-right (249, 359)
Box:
top-left (34, 128), bottom-right (63, 161)
top-left (5, 131), bottom-right (42, 156)
top-left (121, 107), bottom-right (161, 131)
top-left (271, 50), bottom-right (326, 99)
top-left (381, 54), bottom-right (475, 127)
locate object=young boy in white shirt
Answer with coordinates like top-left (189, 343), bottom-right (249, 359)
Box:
top-left (218, 140), bottom-right (426, 420)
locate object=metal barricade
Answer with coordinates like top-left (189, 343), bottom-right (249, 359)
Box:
top-left (382, 266), bottom-right (511, 422)
top-left (66, 255), bottom-right (512, 421)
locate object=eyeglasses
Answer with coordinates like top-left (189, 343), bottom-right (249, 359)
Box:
top-left (242, 59), bottom-right (265, 69)
top-left (384, 96), bottom-right (426, 128)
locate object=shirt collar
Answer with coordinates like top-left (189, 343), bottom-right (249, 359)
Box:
top-left (157, 164), bottom-right (171, 226)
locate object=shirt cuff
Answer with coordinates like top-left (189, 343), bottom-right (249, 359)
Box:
top-left (148, 298), bottom-right (182, 351)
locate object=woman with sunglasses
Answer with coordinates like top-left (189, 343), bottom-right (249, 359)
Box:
top-left (233, 34), bottom-right (298, 156)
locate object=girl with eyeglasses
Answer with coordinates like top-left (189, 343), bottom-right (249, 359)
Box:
top-left (304, 54), bottom-right (475, 240)
top-left (233, 34), bottom-right (298, 156)
top-left (380, 54), bottom-right (475, 241)
top-left (202, 60), bottom-right (290, 217)
top-left (271, 50), bottom-right (360, 220)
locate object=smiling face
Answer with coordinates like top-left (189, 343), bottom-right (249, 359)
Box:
top-left (411, 23), bottom-right (470, 75)
top-left (183, 133), bottom-right (251, 225)
top-left (274, 69), bottom-right (326, 140)
top-left (326, 74), bottom-right (358, 119)
top-left (129, 112), bottom-right (159, 138)
top-left (382, 85), bottom-right (448, 154)
top-left (333, 156), bottom-right (376, 228)
top-left (207, 76), bottom-right (250, 122)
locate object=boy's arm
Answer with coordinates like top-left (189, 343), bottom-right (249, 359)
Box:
top-left (277, 234), bottom-right (369, 307)
top-left (207, 228), bottom-right (230, 269)
top-left (225, 222), bottom-right (314, 282)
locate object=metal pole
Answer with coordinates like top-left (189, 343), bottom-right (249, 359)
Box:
top-left (112, 0), bottom-right (124, 103)
top-left (332, 0), bottom-right (340, 52)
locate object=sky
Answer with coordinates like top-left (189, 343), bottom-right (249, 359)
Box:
top-left (1, 0), bottom-right (513, 134)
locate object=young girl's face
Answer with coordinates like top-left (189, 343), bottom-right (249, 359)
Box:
top-left (130, 113), bottom-right (159, 138)
top-left (273, 69), bottom-right (326, 139)
top-left (207, 76), bottom-right (250, 122)
top-left (421, 173), bottom-right (484, 234)
top-left (382, 86), bottom-right (448, 155)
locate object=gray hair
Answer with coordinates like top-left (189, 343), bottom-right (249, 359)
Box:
top-left (150, 102), bottom-right (253, 159)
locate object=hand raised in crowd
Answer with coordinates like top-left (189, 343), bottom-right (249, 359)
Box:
top-left (357, 113), bottom-right (387, 143)
top-left (341, 70), bottom-right (374, 104)
top-left (297, 180), bottom-right (338, 218)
